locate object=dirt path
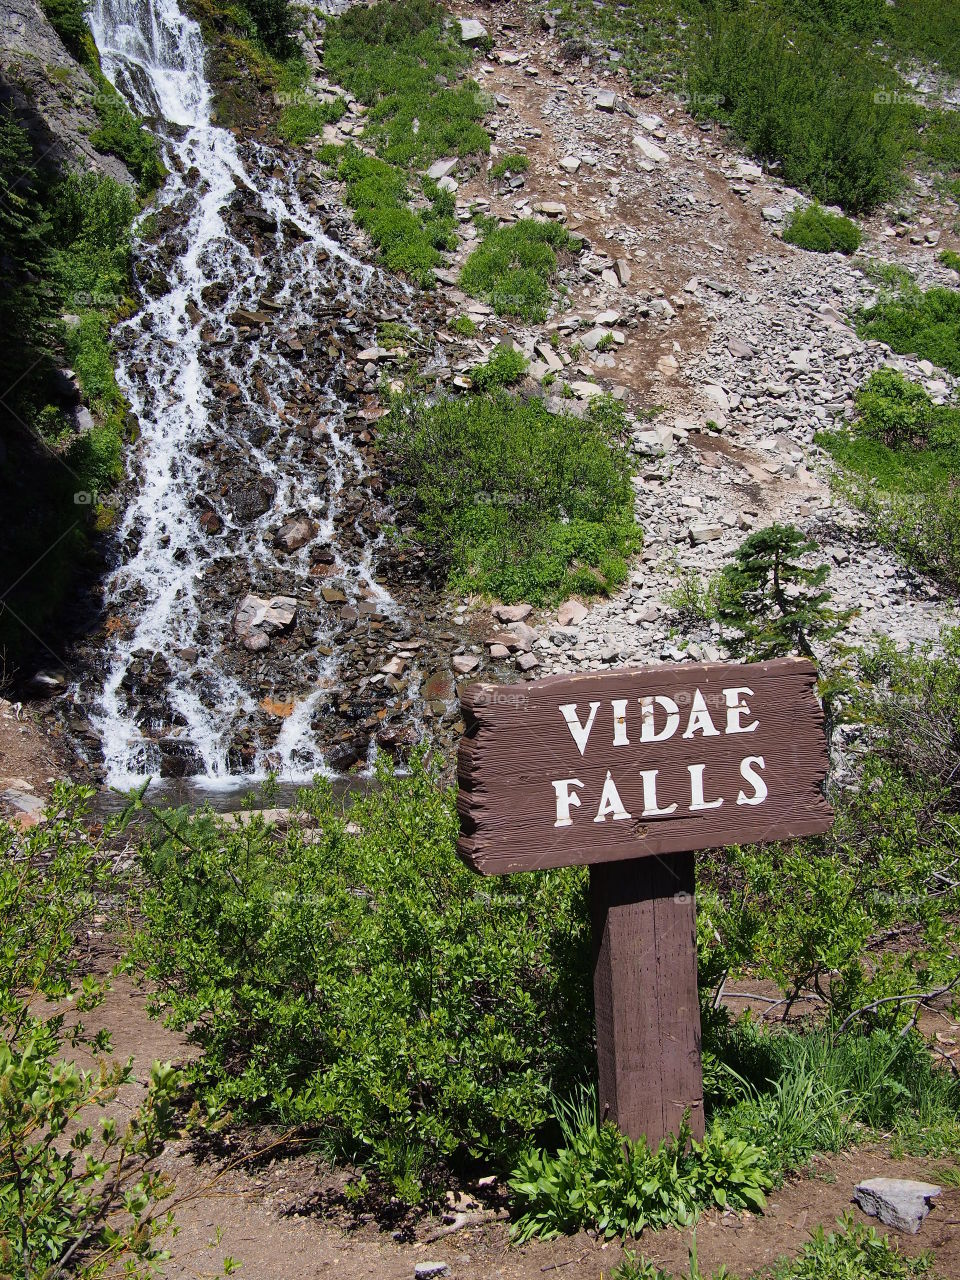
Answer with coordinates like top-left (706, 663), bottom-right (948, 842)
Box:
top-left (79, 972), bottom-right (960, 1280)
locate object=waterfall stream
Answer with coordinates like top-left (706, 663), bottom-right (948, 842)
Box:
top-left (83, 0), bottom-right (433, 789)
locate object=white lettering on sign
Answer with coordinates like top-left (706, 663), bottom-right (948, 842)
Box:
top-left (550, 687), bottom-right (770, 827)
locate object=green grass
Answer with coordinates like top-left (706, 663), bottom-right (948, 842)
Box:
top-left (323, 0), bottom-right (490, 167)
top-left (783, 204), bottom-right (861, 254)
top-left (491, 153), bottom-right (529, 180)
top-left (277, 96), bottom-right (346, 145)
top-left (856, 281), bottom-right (960, 376)
top-left (382, 390), bottom-right (640, 603)
top-left (333, 146), bottom-right (457, 286)
top-left (939, 250), bottom-right (960, 274)
top-left (460, 217), bottom-right (579, 323)
top-left (513, 1019), bottom-right (960, 1243)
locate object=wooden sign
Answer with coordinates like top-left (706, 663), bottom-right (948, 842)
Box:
top-left (456, 657), bottom-right (833, 1144)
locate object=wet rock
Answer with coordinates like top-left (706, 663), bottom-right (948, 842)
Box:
top-left (233, 594), bottom-right (298, 645)
top-left (226, 476), bottom-right (276, 522)
top-left (274, 517), bottom-right (316, 553)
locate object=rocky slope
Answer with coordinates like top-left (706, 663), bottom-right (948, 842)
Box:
top-left (299, 0), bottom-right (958, 687)
top-left (0, 0), bottom-right (132, 184)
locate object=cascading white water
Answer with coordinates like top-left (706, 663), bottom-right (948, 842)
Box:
top-left (85, 0), bottom-right (411, 788)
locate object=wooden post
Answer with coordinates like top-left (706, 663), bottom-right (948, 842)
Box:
top-left (590, 852), bottom-right (704, 1144)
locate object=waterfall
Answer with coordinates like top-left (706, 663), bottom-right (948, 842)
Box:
top-left (84, 0), bottom-right (415, 788)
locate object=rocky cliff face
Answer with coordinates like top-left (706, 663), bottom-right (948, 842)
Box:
top-left (0, 0), bottom-right (132, 184)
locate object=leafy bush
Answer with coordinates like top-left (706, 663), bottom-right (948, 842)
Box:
top-left (818, 372), bottom-right (960, 590)
top-left (716, 524), bottom-right (852, 660)
top-left (460, 217), bottom-right (578, 323)
top-left (134, 758), bottom-right (593, 1202)
top-left (0, 789), bottom-right (181, 1278)
top-left (450, 313), bottom-right (479, 337)
top-left (509, 1091), bottom-right (771, 1243)
top-left (49, 171), bottom-right (136, 307)
top-left (382, 390), bottom-right (640, 603)
top-left (90, 88), bottom-right (165, 194)
top-left (687, 7), bottom-right (903, 212)
top-left (818, 370), bottom-right (960, 489)
top-left (323, 0), bottom-right (490, 167)
top-left (334, 146), bottom-right (456, 286)
top-left (0, 113), bottom-right (134, 662)
top-left (770, 1213), bottom-right (935, 1279)
top-left (783, 204), bottom-right (861, 254)
top-left (697, 632), bottom-right (960, 1037)
top-left (939, 249), bottom-right (960, 274)
top-left (40, 0), bottom-right (94, 62)
top-left (469, 344), bottom-right (528, 390)
top-left (277, 96), bottom-right (346, 145)
top-left (856, 282), bottom-right (960, 376)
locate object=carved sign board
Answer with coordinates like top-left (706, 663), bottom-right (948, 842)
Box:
top-left (457, 656), bottom-right (832, 875)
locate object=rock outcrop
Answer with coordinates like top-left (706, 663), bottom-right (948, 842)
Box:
top-left (0, 0), bottom-right (133, 185)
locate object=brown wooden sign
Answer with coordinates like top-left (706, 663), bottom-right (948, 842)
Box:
top-left (456, 656), bottom-right (833, 1146)
top-left (457, 656), bottom-right (832, 875)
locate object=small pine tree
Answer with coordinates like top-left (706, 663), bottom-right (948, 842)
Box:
top-left (717, 523), bottom-right (853, 660)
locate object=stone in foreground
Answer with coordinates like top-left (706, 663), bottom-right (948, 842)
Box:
top-left (457, 18), bottom-right (487, 44)
top-left (854, 1178), bottom-right (941, 1234)
top-left (558, 599), bottom-right (589, 626)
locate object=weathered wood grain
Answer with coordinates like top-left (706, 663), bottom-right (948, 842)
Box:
top-left (591, 853), bottom-right (704, 1143)
top-left (457, 657), bottom-right (832, 875)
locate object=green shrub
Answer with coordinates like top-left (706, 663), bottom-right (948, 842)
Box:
top-left (334, 146), bottom-right (456, 286)
top-left (40, 0), bottom-right (95, 63)
top-left (48, 170), bottom-right (136, 307)
top-left (0, 789), bottom-right (182, 1278)
top-left (460, 217), bottom-right (577, 322)
top-left (0, 113), bottom-right (134, 662)
top-left (783, 203), bottom-right (861, 254)
top-left (134, 758), bottom-right (593, 1202)
top-left (323, 0), bottom-right (490, 167)
top-left (939, 249), bottom-right (960, 274)
top-left (686, 8), bottom-right (904, 213)
top-left (818, 371), bottom-right (960, 589)
top-left (696, 632), bottom-right (960, 1036)
top-left (90, 88), bottom-right (165, 194)
top-left (277, 96), bottom-right (346, 145)
top-left (509, 1091), bottom-right (771, 1243)
top-left (469, 343), bottom-right (528, 390)
top-left (382, 390), bottom-right (640, 603)
top-left (856, 283), bottom-right (960, 376)
top-left (450, 313), bottom-right (479, 337)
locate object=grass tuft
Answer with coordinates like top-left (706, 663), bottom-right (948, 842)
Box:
top-left (460, 217), bottom-right (578, 323)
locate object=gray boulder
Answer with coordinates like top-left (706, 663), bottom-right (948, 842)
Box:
top-left (854, 1178), bottom-right (941, 1234)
